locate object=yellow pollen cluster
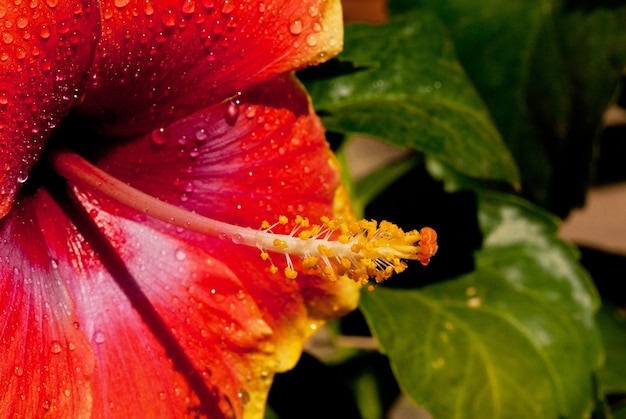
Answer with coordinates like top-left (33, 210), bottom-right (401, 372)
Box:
top-left (257, 215), bottom-right (438, 284)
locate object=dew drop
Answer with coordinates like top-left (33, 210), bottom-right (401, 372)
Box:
top-left (194, 128), bottom-right (207, 142)
top-left (224, 101), bottom-right (239, 125)
top-left (57, 19), bottom-right (70, 34)
top-left (44, 0), bottom-right (57, 7)
top-left (16, 16), bottom-right (28, 29)
top-left (36, 23), bottom-right (50, 39)
top-left (218, 232), bottom-right (228, 241)
top-left (174, 248), bottom-right (186, 261)
top-left (93, 331), bottom-right (105, 344)
top-left (16, 172), bottom-right (28, 184)
top-left (237, 390), bottom-right (250, 406)
top-left (305, 34), bottom-right (317, 47)
top-left (2, 32), bottom-right (14, 45)
top-left (13, 364), bottom-right (24, 377)
top-left (114, 0), bottom-right (129, 8)
top-left (220, 0), bottom-right (234, 14)
top-left (161, 7), bottom-right (177, 27)
top-left (244, 106), bottom-right (256, 119)
top-left (200, 0), bottom-right (214, 12)
top-left (308, 5), bottom-right (319, 17)
top-left (143, 0), bottom-right (154, 16)
top-left (151, 127), bottom-right (170, 146)
top-left (180, 0), bottom-right (195, 15)
top-left (231, 234), bottom-right (243, 244)
top-left (50, 340), bottom-right (62, 354)
top-left (289, 19), bottom-right (302, 35)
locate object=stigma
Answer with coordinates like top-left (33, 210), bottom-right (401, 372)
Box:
top-left (50, 150), bottom-right (437, 285)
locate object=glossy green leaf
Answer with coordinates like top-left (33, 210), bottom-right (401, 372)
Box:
top-left (597, 301), bottom-right (626, 395)
top-left (360, 191), bottom-right (602, 418)
top-left (388, 0), bottom-right (626, 214)
top-left (303, 11), bottom-right (519, 186)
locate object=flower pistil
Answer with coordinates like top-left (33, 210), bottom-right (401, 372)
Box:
top-left (51, 150), bottom-right (437, 285)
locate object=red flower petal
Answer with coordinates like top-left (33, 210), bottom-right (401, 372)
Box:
top-left (1, 76), bottom-right (358, 418)
top-left (78, 0), bottom-right (343, 137)
top-left (88, 74), bottom-right (359, 370)
top-left (1, 198), bottom-right (95, 417)
top-left (0, 0), bottom-right (99, 217)
top-left (2, 189), bottom-right (277, 418)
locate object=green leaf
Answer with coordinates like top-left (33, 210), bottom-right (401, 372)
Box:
top-left (388, 0), bottom-right (626, 214)
top-left (597, 301), bottom-right (626, 395)
top-left (303, 11), bottom-right (519, 186)
top-left (360, 191), bottom-right (602, 418)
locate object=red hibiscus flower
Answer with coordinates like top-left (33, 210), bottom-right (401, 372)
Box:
top-left (1, 0), bottom-right (437, 417)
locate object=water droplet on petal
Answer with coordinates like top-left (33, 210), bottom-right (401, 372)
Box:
top-left (220, 0), bottom-right (234, 14)
top-left (305, 34), bottom-right (317, 47)
top-left (175, 248), bottom-right (186, 261)
top-left (45, 0), bottom-right (57, 7)
top-left (237, 390), bottom-right (250, 406)
top-left (289, 19), bottom-right (302, 35)
top-left (231, 234), bottom-right (243, 244)
top-left (93, 331), bottom-right (105, 344)
top-left (114, 0), bottom-right (129, 8)
top-left (194, 128), bottom-right (207, 142)
top-left (50, 340), bottom-right (62, 354)
top-left (16, 16), bottom-right (28, 29)
top-left (181, 0), bottom-right (194, 15)
top-left (224, 101), bottom-right (239, 125)
top-left (16, 172), bottom-right (28, 184)
top-left (200, 0), bottom-right (214, 12)
top-left (151, 127), bottom-right (171, 147)
top-left (13, 365), bottom-right (24, 377)
top-left (143, 1), bottom-right (154, 16)
top-left (38, 24), bottom-right (51, 39)
top-left (161, 7), bottom-right (177, 27)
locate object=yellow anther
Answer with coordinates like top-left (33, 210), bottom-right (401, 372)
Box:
top-left (273, 238), bottom-right (288, 250)
top-left (338, 234), bottom-right (350, 244)
top-left (298, 230), bottom-right (312, 240)
top-left (295, 215), bottom-right (310, 227)
top-left (261, 220), bottom-right (271, 229)
top-left (321, 266), bottom-right (336, 280)
top-left (269, 265), bottom-right (279, 274)
top-left (256, 215), bottom-right (436, 285)
top-left (302, 256), bottom-right (319, 269)
top-left (317, 244), bottom-right (335, 258)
